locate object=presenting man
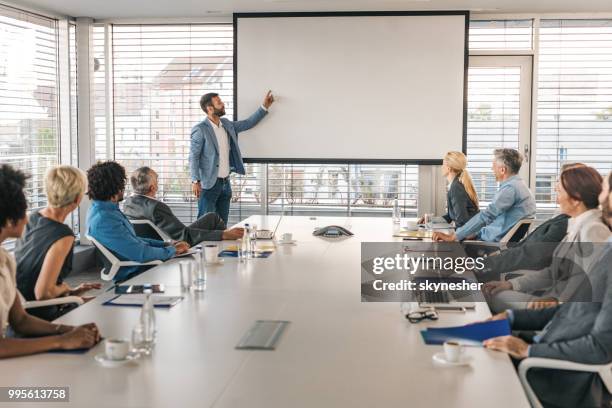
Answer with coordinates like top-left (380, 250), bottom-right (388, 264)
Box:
top-left (189, 91), bottom-right (274, 225)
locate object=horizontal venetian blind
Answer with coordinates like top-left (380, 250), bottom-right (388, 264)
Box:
top-left (469, 20), bottom-right (533, 50)
top-left (466, 65), bottom-right (521, 202)
top-left (0, 5), bottom-right (59, 213)
top-left (267, 164), bottom-right (419, 217)
top-left (537, 19), bottom-right (612, 214)
top-left (110, 24), bottom-right (234, 223)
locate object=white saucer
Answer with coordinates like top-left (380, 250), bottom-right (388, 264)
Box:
top-left (432, 352), bottom-right (473, 367)
top-left (205, 258), bottom-right (224, 266)
top-left (277, 239), bottom-right (297, 245)
top-left (95, 351), bottom-right (140, 367)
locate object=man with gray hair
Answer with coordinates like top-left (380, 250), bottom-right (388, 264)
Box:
top-left (123, 167), bottom-right (244, 245)
top-left (433, 148), bottom-right (536, 242)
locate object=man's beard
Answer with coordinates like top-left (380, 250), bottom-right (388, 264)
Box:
top-left (214, 107), bottom-right (226, 117)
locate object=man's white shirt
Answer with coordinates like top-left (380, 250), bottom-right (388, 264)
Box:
top-left (207, 119), bottom-right (231, 178)
top-left (206, 105), bottom-right (268, 179)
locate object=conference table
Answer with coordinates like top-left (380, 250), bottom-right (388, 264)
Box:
top-left (0, 216), bottom-right (530, 408)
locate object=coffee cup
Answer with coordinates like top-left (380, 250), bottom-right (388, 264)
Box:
top-left (105, 338), bottom-right (130, 361)
top-left (443, 340), bottom-right (463, 363)
top-left (405, 220), bottom-right (418, 231)
top-left (281, 233), bottom-right (293, 242)
top-left (204, 244), bottom-right (219, 263)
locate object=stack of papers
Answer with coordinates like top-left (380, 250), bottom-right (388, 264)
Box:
top-left (421, 319), bottom-right (511, 346)
top-left (393, 230), bottom-right (432, 238)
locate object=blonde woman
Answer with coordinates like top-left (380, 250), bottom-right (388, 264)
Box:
top-left (15, 165), bottom-right (101, 321)
top-left (421, 152), bottom-right (479, 228)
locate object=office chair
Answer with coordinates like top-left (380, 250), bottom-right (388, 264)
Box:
top-left (18, 290), bottom-right (84, 311)
top-left (87, 235), bottom-right (163, 281)
top-left (129, 219), bottom-right (172, 242)
top-left (463, 218), bottom-right (536, 255)
top-left (518, 357), bottom-right (612, 408)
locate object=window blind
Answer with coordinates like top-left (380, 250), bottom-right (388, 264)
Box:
top-left (466, 66), bottom-right (521, 202)
top-left (267, 164), bottom-right (419, 218)
top-left (109, 24), bottom-right (234, 223)
top-left (0, 5), bottom-right (59, 213)
top-left (537, 19), bottom-right (612, 214)
top-left (469, 20), bottom-right (533, 50)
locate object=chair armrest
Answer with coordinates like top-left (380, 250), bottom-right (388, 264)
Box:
top-left (22, 296), bottom-right (85, 310)
top-left (518, 358), bottom-right (612, 408)
top-left (117, 260), bottom-right (164, 267)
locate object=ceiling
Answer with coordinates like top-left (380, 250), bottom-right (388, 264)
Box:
top-left (11, 0), bottom-right (612, 19)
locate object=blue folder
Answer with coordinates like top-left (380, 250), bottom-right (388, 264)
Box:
top-left (421, 319), bottom-right (511, 346)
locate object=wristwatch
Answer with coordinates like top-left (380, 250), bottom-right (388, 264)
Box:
top-left (192, 180), bottom-right (200, 184)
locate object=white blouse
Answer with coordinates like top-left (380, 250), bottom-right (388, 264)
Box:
top-left (0, 247), bottom-right (16, 338)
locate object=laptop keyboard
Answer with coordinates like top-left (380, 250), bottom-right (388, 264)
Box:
top-left (416, 290), bottom-right (451, 304)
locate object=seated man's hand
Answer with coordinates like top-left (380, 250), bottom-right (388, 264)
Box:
top-left (222, 228), bottom-right (244, 240)
top-left (483, 335), bottom-right (529, 359)
top-left (527, 297), bottom-right (558, 310)
top-left (431, 232), bottom-right (457, 242)
top-left (69, 282), bottom-right (102, 296)
top-left (173, 241), bottom-right (190, 254)
top-left (486, 310), bottom-right (509, 322)
top-left (483, 280), bottom-right (512, 296)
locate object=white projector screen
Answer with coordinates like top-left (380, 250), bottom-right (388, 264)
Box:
top-left (235, 12), bottom-right (468, 163)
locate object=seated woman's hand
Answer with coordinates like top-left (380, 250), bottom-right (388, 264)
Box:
top-left (59, 323), bottom-right (101, 350)
top-left (483, 280), bottom-right (512, 296)
top-left (527, 297), bottom-right (558, 310)
top-left (431, 232), bottom-right (456, 242)
top-left (69, 282), bottom-right (102, 296)
top-left (483, 335), bottom-right (529, 359)
top-left (173, 241), bottom-right (190, 254)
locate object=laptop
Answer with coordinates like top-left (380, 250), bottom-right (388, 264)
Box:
top-left (254, 216), bottom-right (282, 240)
top-left (413, 274), bottom-right (477, 311)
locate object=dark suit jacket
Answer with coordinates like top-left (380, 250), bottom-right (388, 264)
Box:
top-left (483, 214), bottom-right (570, 274)
top-left (123, 195), bottom-right (225, 245)
top-left (512, 244), bottom-right (612, 408)
top-left (442, 178), bottom-right (479, 228)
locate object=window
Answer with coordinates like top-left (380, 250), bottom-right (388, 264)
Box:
top-left (108, 24), bottom-right (233, 223)
top-left (466, 65), bottom-right (522, 201)
top-left (469, 20), bottom-right (533, 50)
top-left (537, 19), bottom-right (612, 214)
top-left (93, 24), bottom-right (109, 160)
top-left (266, 164), bottom-right (418, 218)
top-left (0, 5), bottom-right (59, 213)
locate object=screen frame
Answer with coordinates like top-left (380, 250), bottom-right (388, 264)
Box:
top-left (233, 11), bottom-right (470, 165)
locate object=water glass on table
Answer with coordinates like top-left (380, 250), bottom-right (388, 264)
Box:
top-left (193, 250), bottom-right (206, 292)
top-left (179, 260), bottom-right (192, 293)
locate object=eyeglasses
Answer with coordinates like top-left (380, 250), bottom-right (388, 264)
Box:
top-left (405, 309), bottom-right (439, 324)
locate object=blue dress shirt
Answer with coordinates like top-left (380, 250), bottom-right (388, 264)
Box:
top-left (87, 200), bottom-right (176, 282)
top-left (455, 175), bottom-right (536, 242)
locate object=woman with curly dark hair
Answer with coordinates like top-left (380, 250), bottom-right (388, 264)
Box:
top-left (85, 161), bottom-right (189, 282)
top-left (0, 164), bottom-right (100, 358)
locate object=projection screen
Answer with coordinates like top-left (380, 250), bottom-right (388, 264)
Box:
top-left (234, 12), bottom-right (468, 163)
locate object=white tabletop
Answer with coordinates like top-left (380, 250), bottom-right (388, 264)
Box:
top-left (0, 216), bottom-right (529, 408)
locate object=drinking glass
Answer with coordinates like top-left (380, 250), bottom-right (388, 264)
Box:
top-left (131, 324), bottom-right (150, 355)
top-left (179, 260), bottom-right (192, 293)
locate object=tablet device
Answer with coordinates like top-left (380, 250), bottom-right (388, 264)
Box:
top-left (114, 284), bottom-right (165, 295)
